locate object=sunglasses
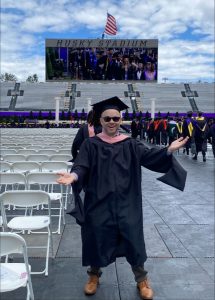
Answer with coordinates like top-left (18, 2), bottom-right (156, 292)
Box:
top-left (102, 116), bottom-right (121, 122)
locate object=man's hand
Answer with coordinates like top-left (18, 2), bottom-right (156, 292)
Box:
top-left (56, 172), bottom-right (77, 185)
top-left (168, 136), bottom-right (189, 153)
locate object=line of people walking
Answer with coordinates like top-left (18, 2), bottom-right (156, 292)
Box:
top-left (130, 111), bottom-right (215, 162)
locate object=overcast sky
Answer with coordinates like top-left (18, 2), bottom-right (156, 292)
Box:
top-left (1, 0), bottom-right (214, 83)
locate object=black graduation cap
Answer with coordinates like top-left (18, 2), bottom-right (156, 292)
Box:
top-left (187, 111), bottom-right (193, 117)
top-left (92, 97), bottom-right (129, 117)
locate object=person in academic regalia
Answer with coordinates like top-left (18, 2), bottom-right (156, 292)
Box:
top-left (131, 118), bottom-right (141, 139)
top-left (182, 111), bottom-right (196, 156)
top-left (57, 97), bottom-right (188, 300)
top-left (71, 110), bottom-right (102, 161)
top-left (207, 118), bottom-right (215, 158)
top-left (193, 112), bottom-right (209, 161)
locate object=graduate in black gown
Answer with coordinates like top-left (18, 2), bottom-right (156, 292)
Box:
top-left (71, 110), bottom-right (102, 161)
top-left (57, 97), bottom-right (189, 300)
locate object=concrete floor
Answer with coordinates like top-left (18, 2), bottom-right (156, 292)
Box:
top-left (1, 145), bottom-right (214, 300)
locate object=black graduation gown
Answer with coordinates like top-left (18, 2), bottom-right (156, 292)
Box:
top-left (70, 137), bottom-right (187, 268)
top-left (194, 119), bottom-right (208, 153)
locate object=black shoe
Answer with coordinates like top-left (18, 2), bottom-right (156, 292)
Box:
top-left (203, 156), bottom-right (206, 162)
top-left (192, 155), bottom-right (197, 160)
top-left (183, 149), bottom-right (186, 154)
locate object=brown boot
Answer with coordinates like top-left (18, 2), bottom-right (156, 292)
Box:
top-left (84, 275), bottom-right (99, 295)
top-left (137, 278), bottom-right (154, 299)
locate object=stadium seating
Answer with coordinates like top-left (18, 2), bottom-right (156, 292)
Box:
top-left (0, 82), bottom-right (214, 113)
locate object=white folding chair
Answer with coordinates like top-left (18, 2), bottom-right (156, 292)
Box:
top-left (0, 191), bottom-right (53, 276)
top-left (0, 162), bottom-right (12, 173)
top-left (11, 162), bottom-right (41, 174)
top-left (26, 154), bottom-right (50, 162)
top-left (57, 149), bottom-right (71, 155)
top-left (0, 172), bottom-right (26, 193)
top-left (49, 154), bottom-right (72, 162)
top-left (17, 150), bottom-right (37, 155)
top-left (40, 161), bottom-right (69, 172)
top-left (38, 149), bottom-right (58, 155)
top-left (26, 173), bottom-right (65, 234)
top-left (1, 143), bottom-right (17, 147)
top-left (48, 144), bottom-right (64, 148)
top-left (40, 161), bottom-right (71, 209)
top-left (0, 232), bottom-right (34, 300)
top-left (0, 172), bottom-right (27, 216)
top-left (25, 145), bottom-right (43, 150)
top-left (8, 146), bottom-right (25, 151)
top-left (3, 154), bottom-right (26, 162)
top-left (1, 150), bottom-right (17, 155)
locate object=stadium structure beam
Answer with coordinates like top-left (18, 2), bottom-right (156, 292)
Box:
top-left (181, 84), bottom-right (199, 112)
top-left (150, 98), bottom-right (156, 119)
top-left (55, 97), bottom-right (61, 126)
top-left (7, 83), bottom-right (24, 110)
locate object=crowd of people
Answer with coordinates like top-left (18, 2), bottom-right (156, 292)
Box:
top-left (130, 111), bottom-right (215, 160)
top-left (1, 111), bottom-right (214, 162)
top-left (68, 47), bottom-right (157, 80)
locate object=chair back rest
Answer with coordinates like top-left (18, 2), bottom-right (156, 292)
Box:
top-left (17, 149), bottom-right (37, 155)
top-left (0, 190), bottom-right (50, 207)
top-left (0, 232), bottom-right (26, 256)
top-left (49, 154), bottom-right (72, 162)
top-left (0, 162), bottom-right (12, 172)
top-left (26, 172), bottom-right (62, 194)
top-left (11, 161), bottom-right (41, 173)
top-left (26, 172), bottom-right (60, 185)
top-left (57, 150), bottom-right (71, 155)
top-left (26, 154), bottom-right (50, 162)
top-left (41, 161), bottom-right (68, 172)
top-left (38, 149), bottom-right (58, 155)
top-left (1, 150), bottom-right (17, 155)
top-left (26, 145), bottom-right (43, 150)
top-left (3, 154), bottom-right (26, 162)
top-left (8, 146), bottom-right (24, 150)
top-left (0, 172), bottom-right (26, 185)
top-left (1, 143), bottom-right (17, 148)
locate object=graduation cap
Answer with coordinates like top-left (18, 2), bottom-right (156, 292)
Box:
top-left (92, 97), bottom-right (129, 117)
top-left (186, 111), bottom-right (193, 117)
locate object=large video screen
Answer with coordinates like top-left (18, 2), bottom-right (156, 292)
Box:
top-left (45, 39), bottom-right (158, 82)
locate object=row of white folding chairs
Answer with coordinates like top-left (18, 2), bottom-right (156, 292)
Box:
top-left (1, 140), bottom-right (75, 145)
top-left (1, 161), bottom-right (70, 173)
top-left (1, 149), bottom-right (72, 155)
top-left (0, 161), bottom-right (72, 212)
top-left (1, 129), bottom-right (78, 135)
top-left (0, 191), bottom-right (54, 277)
top-left (0, 172), bottom-right (67, 235)
top-left (2, 154), bottom-right (72, 162)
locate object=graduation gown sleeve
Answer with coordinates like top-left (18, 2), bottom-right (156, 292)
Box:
top-left (68, 139), bottom-right (91, 224)
top-left (71, 125), bottom-right (88, 161)
top-left (138, 143), bottom-right (187, 191)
